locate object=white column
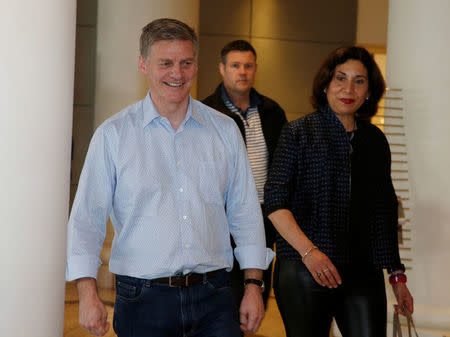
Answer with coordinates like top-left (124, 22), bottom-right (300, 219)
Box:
top-left (94, 0), bottom-right (200, 288)
top-left (386, 0), bottom-right (450, 332)
top-left (0, 1), bottom-right (76, 337)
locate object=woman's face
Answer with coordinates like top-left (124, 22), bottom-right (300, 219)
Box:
top-left (325, 59), bottom-right (370, 118)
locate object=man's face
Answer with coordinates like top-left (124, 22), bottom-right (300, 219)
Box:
top-left (139, 40), bottom-right (197, 109)
top-left (219, 51), bottom-right (257, 96)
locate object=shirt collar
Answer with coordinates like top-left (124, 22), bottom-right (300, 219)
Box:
top-left (141, 92), bottom-right (205, 128)
top-left (220, 83), bottom-right (261, 114)
top-left (187, 98), bottom-right (206, 127)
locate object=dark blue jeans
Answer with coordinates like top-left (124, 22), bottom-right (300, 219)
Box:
top-left (113, 270), bottom-right (241, 337)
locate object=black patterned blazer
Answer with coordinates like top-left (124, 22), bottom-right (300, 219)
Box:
top-left (264, 105), bottom-right (404, 273)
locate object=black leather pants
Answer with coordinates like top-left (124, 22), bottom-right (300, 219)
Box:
top-left (274, 258), bottom-right (387, 337)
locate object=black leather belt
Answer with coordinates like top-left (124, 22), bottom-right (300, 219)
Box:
top-left (151, 269), bottom-right (223, 287)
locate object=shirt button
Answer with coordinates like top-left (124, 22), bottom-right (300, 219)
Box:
top-left (185, 243), bottom-right (191, 248)
top-left (183, 215), bottom-right (187, 220)
top-left (177, 160), bottom-right (181, 166)
top-left (179, 187), bottom-right (183, 193)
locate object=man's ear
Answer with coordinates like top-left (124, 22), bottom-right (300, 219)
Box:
top-left (219, 62), bottom-right (225, 77)
top-left (138, 55), bottom-right (148, 75)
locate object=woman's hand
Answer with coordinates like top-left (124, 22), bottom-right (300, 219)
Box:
top-left (303, 249), bottom-right (342, 288)
top-left (392, 282), bottom-right (414, 315)
top-left (267, 209), bottom-right (342, 288)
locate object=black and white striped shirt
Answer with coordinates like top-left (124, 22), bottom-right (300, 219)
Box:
top-left (222, 87), bottom-right (269, 203)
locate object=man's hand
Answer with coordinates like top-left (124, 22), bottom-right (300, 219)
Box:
top-left (239, 269), bottom-right (265, 334)
top-left (77, 278), bottom-right (110, 336)
top-left (239, 283), bottom-right (265, 334)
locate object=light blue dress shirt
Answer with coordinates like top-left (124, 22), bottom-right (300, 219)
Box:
top-left (66, 93), bottom-right (275, 281)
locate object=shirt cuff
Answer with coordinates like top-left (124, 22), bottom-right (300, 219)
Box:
top-left (66, 256), bottom-right (102, 281)
top-left (234, 245), bottom-right (276, 270)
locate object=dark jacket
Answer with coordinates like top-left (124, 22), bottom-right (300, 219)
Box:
top-left (202, 84), bottom-right (287, 165)
top-left (264, 105), bottom-right (403, 272)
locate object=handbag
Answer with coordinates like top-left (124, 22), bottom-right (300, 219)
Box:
top-left (392, 306), bottom-right (419, 337)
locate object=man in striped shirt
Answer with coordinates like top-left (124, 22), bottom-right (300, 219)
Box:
top-left (203, 40), bottom-right (287, 308)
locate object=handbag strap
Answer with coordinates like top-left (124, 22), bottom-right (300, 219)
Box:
top-left (393, 309), bottom-right (403, 337)
top-left (404, 308), bottom-right (420, 337)
top-left (393, 306), bottom-right (420, 337)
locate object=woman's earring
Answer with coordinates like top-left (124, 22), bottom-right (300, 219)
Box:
top-left (365, 97), bottom-right (369, 100)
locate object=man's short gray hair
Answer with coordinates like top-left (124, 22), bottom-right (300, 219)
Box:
top-left (140, 18), bottom-right (198, 59)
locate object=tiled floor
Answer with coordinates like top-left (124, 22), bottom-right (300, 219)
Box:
top-left (63, 282), bottom-right (286, 337)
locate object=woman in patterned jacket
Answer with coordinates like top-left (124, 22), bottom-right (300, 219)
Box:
top-left (264, 46), bottom-right (413, 337)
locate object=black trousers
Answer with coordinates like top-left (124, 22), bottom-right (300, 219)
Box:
top-left (274, 258), bottom-right (387, 337)
top-left (229, 213), bottom-right (276, 309)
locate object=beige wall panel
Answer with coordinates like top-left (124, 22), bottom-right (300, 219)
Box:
top-left (252, 39), bottom-right (343, 120)
top-left (356, 0), bottom-right (388, 46)
top-left (252, 0), bottom-right (357, 43)
top-left (200, 0), bottom-right (251, 36)
top-left (95, 0), bottom-right (199, 127)
top-left (197, 35), bottom-right (249, 100)
top-left (76, 0), bottom-right (97, 25)
top-left (74, 26), bottom-right (96, 104)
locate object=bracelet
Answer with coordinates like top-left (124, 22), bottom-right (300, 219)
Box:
top-left (389, 273), bottom-right (407, 284)
top-left (301, 245), bottom-right (318, 262)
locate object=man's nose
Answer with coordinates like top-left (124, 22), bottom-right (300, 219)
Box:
top-left (171, 64), bottom-right (182, 78)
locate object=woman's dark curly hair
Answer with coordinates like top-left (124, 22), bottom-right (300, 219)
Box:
top-left (310, 46), bottom-right (385, 118)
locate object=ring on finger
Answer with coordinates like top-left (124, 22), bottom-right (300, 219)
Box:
top-left (323, 268), bottom-right (329, 273)
top-left (317, 272), bottom-right (322, 277)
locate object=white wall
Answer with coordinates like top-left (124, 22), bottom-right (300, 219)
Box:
top-left (386, 0), bottom-right (450, 332)
top-left (0, 1), bottom-right (76, 336)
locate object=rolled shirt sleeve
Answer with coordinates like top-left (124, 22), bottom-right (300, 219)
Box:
top-left (226, 123), bottom-right (275, 270)
top-left (66, 126), bottom-right (116, 281)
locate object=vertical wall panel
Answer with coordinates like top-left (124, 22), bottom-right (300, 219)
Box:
top-left (198, 0), bottom-right (357, 119)
top-left (199, 0), bottom-right (251, 36)
top-left (95, 0), bottom-right (200, 127)
top-left (252, 0), bottom-right (357, 43)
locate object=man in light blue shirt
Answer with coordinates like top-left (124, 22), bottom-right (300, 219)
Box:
top-left (66, 18), bottom-right (274, 337)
